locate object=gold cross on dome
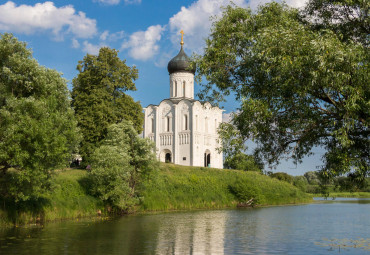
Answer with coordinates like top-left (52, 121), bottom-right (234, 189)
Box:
top-left (180, 30), bottom-right (184, 45)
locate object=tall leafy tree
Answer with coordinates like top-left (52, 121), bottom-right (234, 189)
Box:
top-left (72, 47), bottom-right (143, 163)
top-left (196, 2), bottom-right (369, 180)
top-left (0, 33), bottom-right (80, 201)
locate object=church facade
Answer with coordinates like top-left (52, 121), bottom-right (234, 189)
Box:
top-left (143, 34), bottom-right (223, 168)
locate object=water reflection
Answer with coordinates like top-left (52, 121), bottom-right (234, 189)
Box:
top-left (1, 199), bottom-right (369, 254)
top-left (152, 211), bottom-right (226, 254)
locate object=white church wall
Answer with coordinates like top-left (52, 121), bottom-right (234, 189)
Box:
top-left (170, 72), bottom-right (194, 99)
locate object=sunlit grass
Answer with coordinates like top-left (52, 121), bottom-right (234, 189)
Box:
top-left (138, 163), bottom-right (312, 211)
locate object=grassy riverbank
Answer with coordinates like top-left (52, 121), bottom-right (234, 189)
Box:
top-left (1, 164), bottom-right (312, 227)
top-left (138, 163), bottom-right (312, 211)
top-left (328, 192), bottom-right (370, 198)
top-left (0, 169), bottom-right (104, 227)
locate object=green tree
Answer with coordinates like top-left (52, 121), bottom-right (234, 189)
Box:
top-left (218, 122), bottom-right (263, 172)
top-left (89, 120), bottom-right (157, 212)
top-left (0, 33), bottom-right (80, 201)
top-left (196, 2), bottom-right (369, 181)
top-left (269, 172), bottom-right (294, 184)
top-left (304, 171), bottom-right (321, 185)
top-left (72, 47), bottom-right (143, 163)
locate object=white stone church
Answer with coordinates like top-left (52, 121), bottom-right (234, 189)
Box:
top-left (143, 33), bottom-right (223, 168)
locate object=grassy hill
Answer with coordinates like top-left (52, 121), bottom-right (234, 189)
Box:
top-left (1, 164), bottom-right (312, 226)
top-left (139, 163), bottom-right (312, 211)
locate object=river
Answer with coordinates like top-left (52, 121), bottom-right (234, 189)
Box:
top-left (1, 198), bottom-right (369, 254)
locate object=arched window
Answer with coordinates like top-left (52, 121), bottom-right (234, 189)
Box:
top-left (151, 118), bottom-right (155, 133)
top-left (183, 81), bottom-right (186, 97)
top-left (184, 115), bottom-right (188, 130)
top-left (167, 116), bottom-right (170, 132)
top-left (175, 81), bottom-right (177, 97)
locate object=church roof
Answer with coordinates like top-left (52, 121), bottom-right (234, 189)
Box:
top-left (167, 31), bottom-right (195, 74)
top-left (167, 46), bottom-right (196, 74)
top-left (145, 97), bottom-right (221, 110)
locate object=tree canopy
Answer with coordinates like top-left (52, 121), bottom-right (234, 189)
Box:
top-left (72, 47), bottom-right (143, 163)
top-left (217, 122), bottom-right (263, 172)
top-left (0, 33), bottom-right (80, 201)
top-left (196, 2), bottom-right (369, 180)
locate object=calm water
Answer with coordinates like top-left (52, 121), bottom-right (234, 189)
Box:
top-left (1, 198), bottom-right (369, 254)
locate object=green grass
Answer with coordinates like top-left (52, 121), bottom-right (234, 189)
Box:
top-left (0, 169), bottom-right (104, 227)
top-left (138, 163), bottom-right (312, 211)
top-left (0, 164), bottom-right (313, 227)
top-left (328, 192), bottom-right (370, 198)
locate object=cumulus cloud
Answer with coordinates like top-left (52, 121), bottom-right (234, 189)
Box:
top-left (169, 0), bottom-right (247, 53)
top-left (94, 0), bottom-right (120, 5)
top-left (168, 0), bottom-right (308, 53)
top-left (121, 25), bottom-right (165, 61)
top-left (71, 38), bottom-right (80, 48)
top-left (0, 1), bottom-right (97, 39)
top-left (94, 0), bottom-right (141, 5)
top-left (124, 0), bottom-right (142, 4)
top-left (222, 112), bottom-right (233, 123)
top-left (83, 41), bottom-right (107, 55)
top-left (249, 0), bottom-right (308, 10)
top-left (100, 30), bottom-right (125, 41)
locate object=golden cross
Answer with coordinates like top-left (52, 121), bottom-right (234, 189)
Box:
top-left (180, 30), bottom-right (184, 46)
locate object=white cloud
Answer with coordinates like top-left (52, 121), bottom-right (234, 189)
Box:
top-left (122, 25), bottom-right (165, 61)
top-left (100, 30), bottom-right (125, 41)
top-left (249, 0), bottom-right (308, 10)
top-left (169, 0), bottom-right (247, 53)
top-left (100, 30), bottom-right (109, 41)
top-left (222, 112), bottom-right (233, 123)
top-left (0, 1), bottom-right (97, 39)
top-left (168, 0), bottom-right (308, 53)
top-left (95, 0), bottom-right (120, 5)
top-left (94, 0), bottom-right (141, 5)
top-left (83, 41), bottom-right (106, 55)
top-left (124, 0), bottom-right (142, 4)
top-left (284, 0), bottom-right (308, 8)
top-left (71, 38), bottom-right (80, 48)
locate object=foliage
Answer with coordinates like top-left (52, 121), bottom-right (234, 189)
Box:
top-left (303, 0), bottom-right (369, 46)
top-left (138, 163), bottom-right (312, 211)
top-left (218, 122), bottom-right (263, 172)
top-left (304, 171), bottom-right (321, 185)
top-left (71, 47), bottom-right (143, 163)
top-left (270, 172), bottom-right (294, 184)
top-left (293, 176), bottom-right (309, 192)
top-left (0, 33), bottom-right (80, 202)
top-left (229, 181), bottom-right (265, 205)
top-left (89, 120), bottom-right (157, 212)
top-left (0, 169), bottom-right (104, 226)
top-left (195, 2), bottom-right (369, 180)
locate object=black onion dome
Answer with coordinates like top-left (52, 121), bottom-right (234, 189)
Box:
top-left (167, 46), bottom-right (196, 74)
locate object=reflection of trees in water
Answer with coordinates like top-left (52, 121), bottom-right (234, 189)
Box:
top-left (155, 211), bottom-right (226, 255)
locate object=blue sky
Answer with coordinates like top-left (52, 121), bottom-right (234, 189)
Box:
top-left (0, 0), bottom-right (324, 175)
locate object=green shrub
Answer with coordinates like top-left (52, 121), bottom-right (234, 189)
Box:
top-left (229, 181), bottom-right (265, 205)
top-left (88, 121), bottom-right (157, 213)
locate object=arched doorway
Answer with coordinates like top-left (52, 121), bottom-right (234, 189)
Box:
top-left (165, 153), bottom-right (171, 163)
top-left (204, 150), bottom-right (211, 167)
top-left (160, 149), bottom-right (172, 163)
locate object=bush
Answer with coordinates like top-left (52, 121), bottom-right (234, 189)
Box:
top-left (89, 121), bottom-right (156, 213)
top-left (229, 181), bottom-right (265, 206)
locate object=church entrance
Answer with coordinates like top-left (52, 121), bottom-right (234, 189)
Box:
top-left (160, 149), bottom-right (172, 163)
top-left (204, 150), bottom-right (211, 167)
top-left (165, 153), bottom-right (171, 163)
